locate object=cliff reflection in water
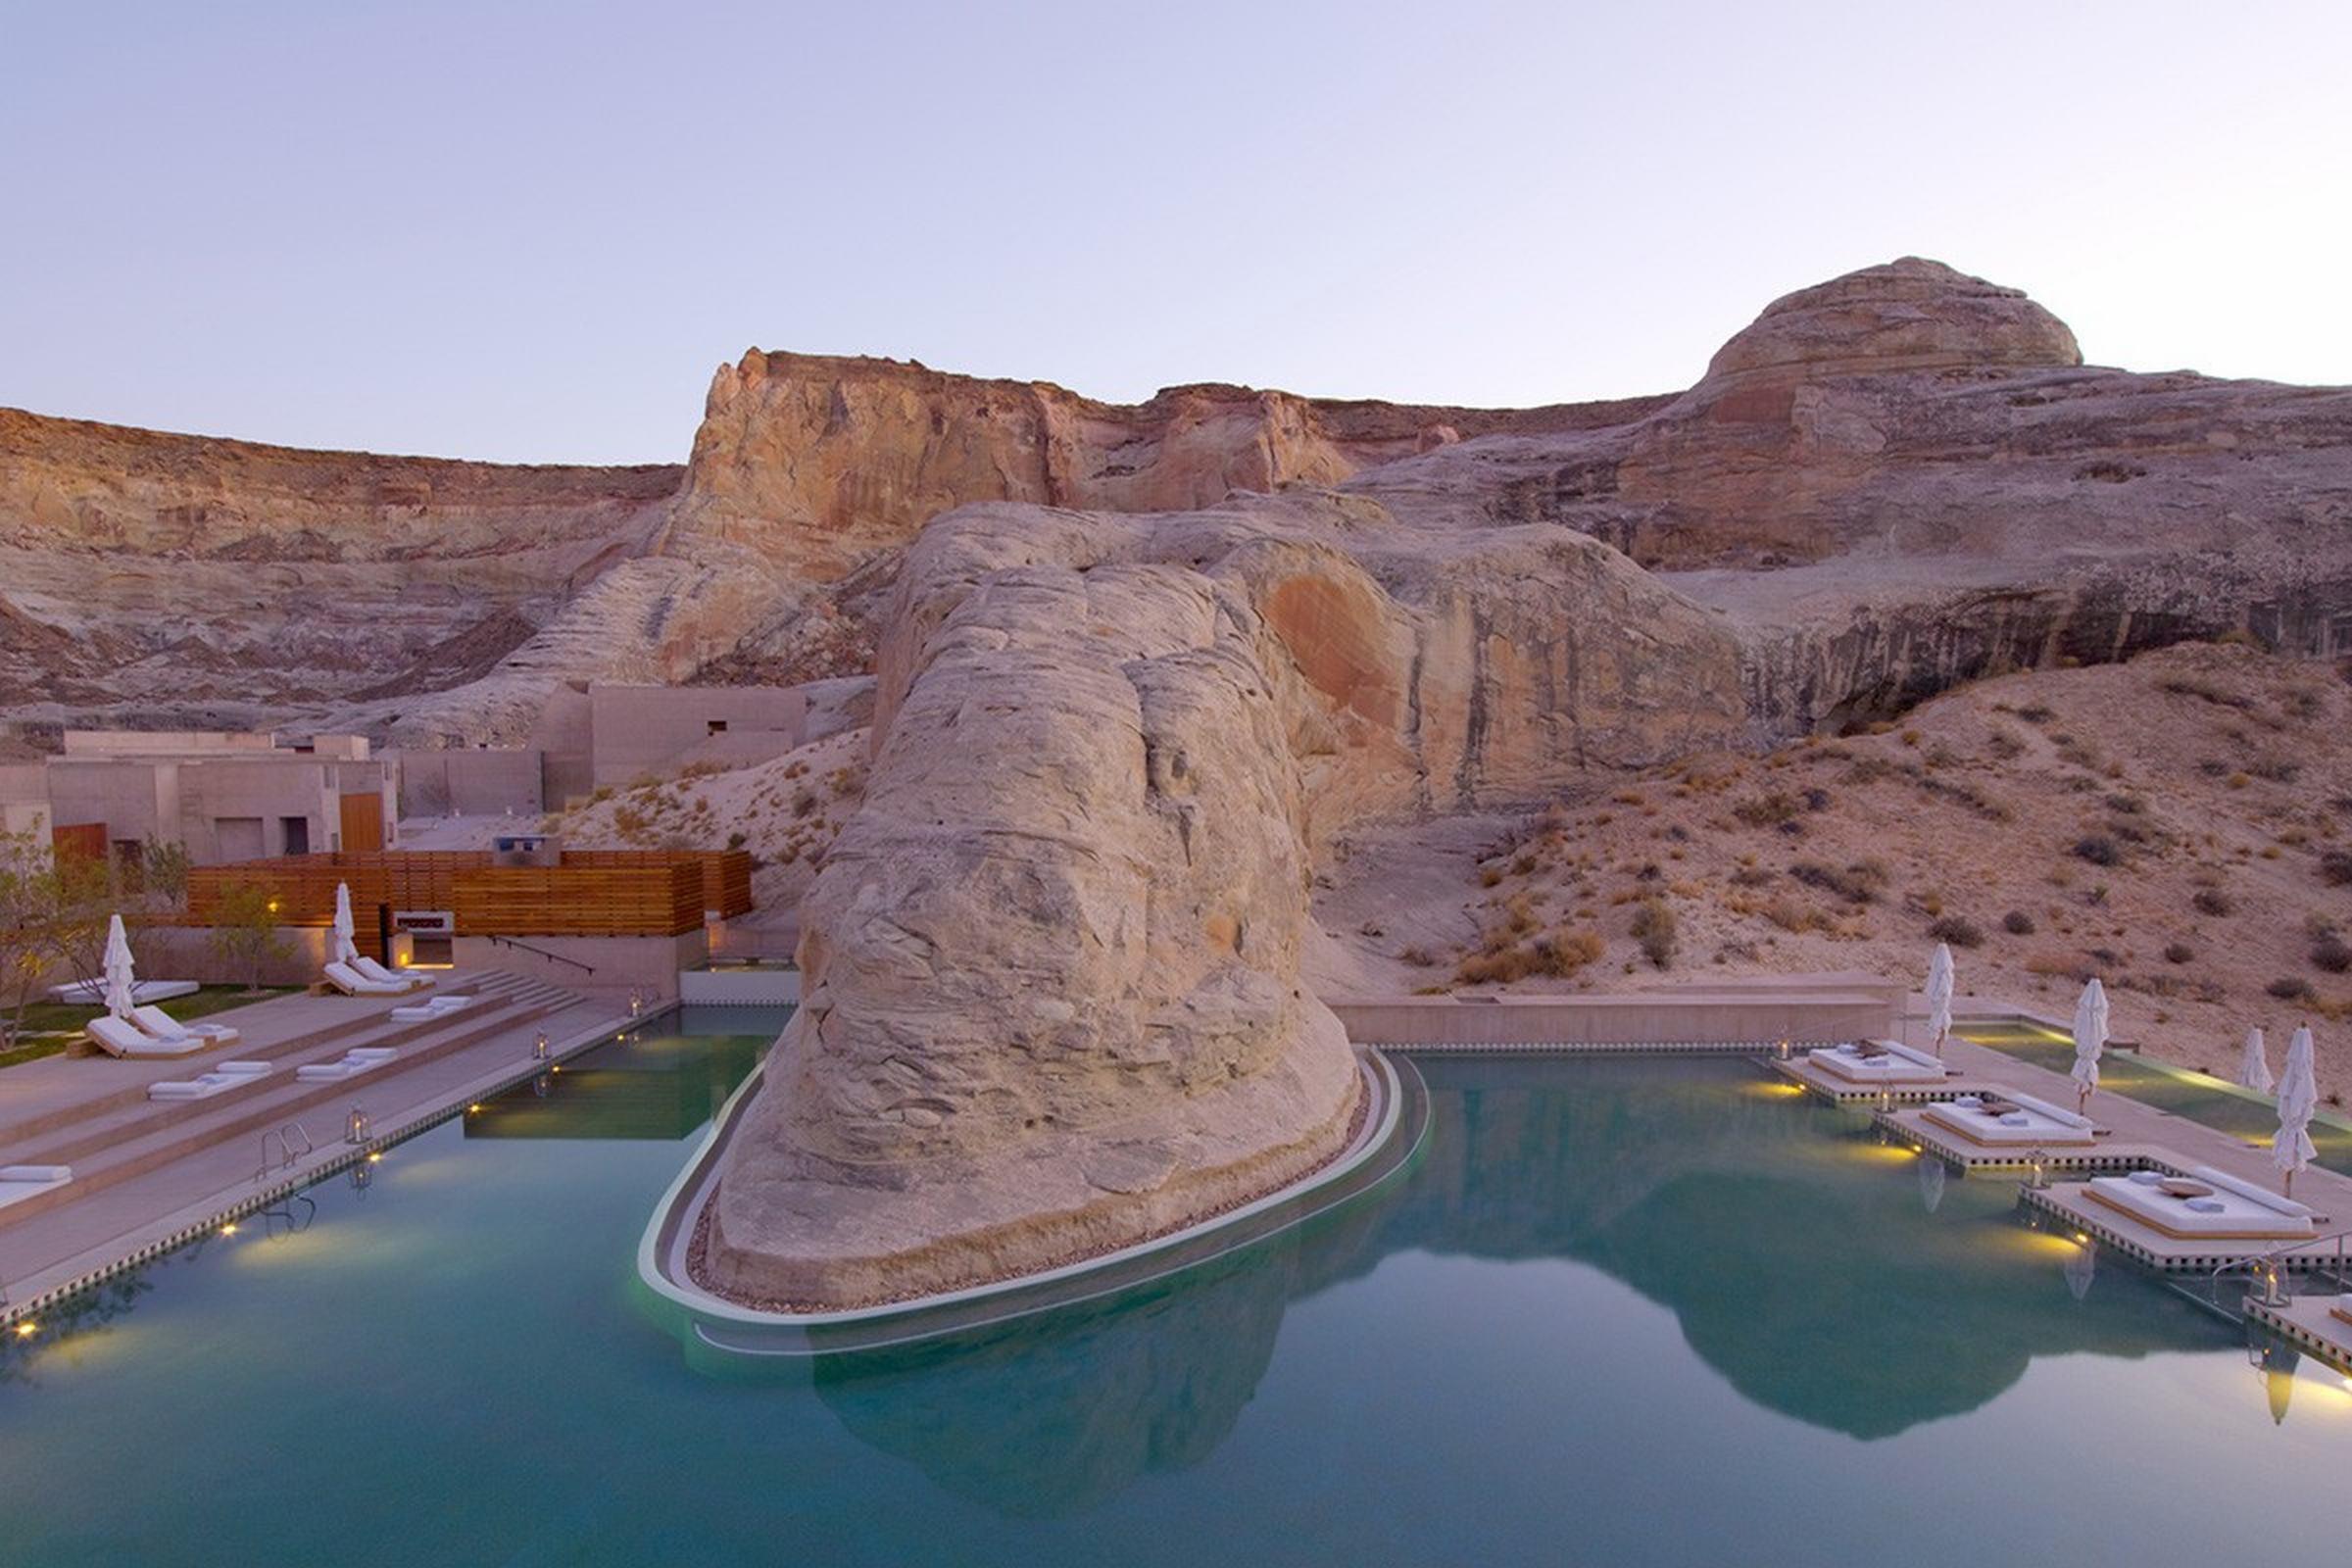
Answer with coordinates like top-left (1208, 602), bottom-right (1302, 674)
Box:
top-left (808, 1055), bottom-right (2219, 1516)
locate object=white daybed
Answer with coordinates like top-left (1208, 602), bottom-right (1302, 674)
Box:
top-left (86, 1014), bottom-right (206, 1058)
top-left (294, 1047), bottom-right (398, 1083)
top-left (2084, 1165), bottom-right (2318, 1240)
top-left (147, 1061), bottom-right (274, 1102)
top-left (324, 960), bottom-right (409, 998)
top-left (1921, 1091), bottom-right (2098, 1147)
top-left (1806, 1040), bottom-right (1950, 1085)
top-left (130, 1005), bottom-right (239, 1049)
top-left (0, 1164), bottom-right (73, 1211)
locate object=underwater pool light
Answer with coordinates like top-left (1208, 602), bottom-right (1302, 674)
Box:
top-left (220, 1222), bottom-right (238, 1236)
top-left (13, 1321), bottom-right (35, 1338)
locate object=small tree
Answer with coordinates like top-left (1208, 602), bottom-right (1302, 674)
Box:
top-left (0, 830), bottom-right (56, 1044)
top-left (208, 880), bottom-right (292, 995)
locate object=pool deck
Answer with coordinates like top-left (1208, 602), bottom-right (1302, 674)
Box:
top-left (2245, 1290), bottom-right (2352, 1374)
top-left (0, 971), bottom-right (639, 1322)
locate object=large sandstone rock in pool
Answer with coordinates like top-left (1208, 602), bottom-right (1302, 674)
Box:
top-left (702, 492), bottom-right (1750, 1305)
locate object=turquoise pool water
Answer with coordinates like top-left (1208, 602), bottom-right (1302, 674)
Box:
top-left (1, 1040), bottom-right (2345, 1566)
top-left (1961, 1020), bottom-right (2352, 1175)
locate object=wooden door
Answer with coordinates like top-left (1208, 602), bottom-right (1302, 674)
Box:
top-left (338, 793), bottom-right (385, 854)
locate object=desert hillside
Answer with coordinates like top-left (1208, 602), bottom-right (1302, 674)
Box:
top-left (1313, 643), bottom-right (2352, 1100)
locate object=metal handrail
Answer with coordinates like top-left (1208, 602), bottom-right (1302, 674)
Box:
top-left (483, 934), bottom-right (596, 977)
top-left (253, 1121), bottom-right (316, 1184)
top-left (2211, 1227), bottom-right (2352, 1308)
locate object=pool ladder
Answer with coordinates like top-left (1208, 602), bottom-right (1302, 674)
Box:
top-left (253, 1121), bottom-right (316, 1184)
top-left (2205, 1228), bottom-right (2352, 1312)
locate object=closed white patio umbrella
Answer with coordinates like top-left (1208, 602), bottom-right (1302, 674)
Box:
top-left (1926, 943), bottom-right (1955, 1056)
top-left (2273, 1024), bottom-right (2319, 1200)
top-left (102, 913), bottom-right (136, 1020)
top-left (2236, 1026), bottom-right (2274, 1095)
top-left (2070, 979), bottom-right (2108, 1113)
top-left (331, 881), bottom-right (361, 967)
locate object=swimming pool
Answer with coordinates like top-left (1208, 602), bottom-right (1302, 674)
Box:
top-left (0, 1040), bottom-right (2343, 1566)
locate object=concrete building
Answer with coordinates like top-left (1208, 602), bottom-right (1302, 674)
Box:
top-left (0, 731), bottom-right (397, 866)
top-left (391, 681), bottom-right (811, 817)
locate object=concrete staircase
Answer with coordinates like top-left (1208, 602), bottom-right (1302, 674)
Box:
top-left (0, 972), bottom-right (584, 1229)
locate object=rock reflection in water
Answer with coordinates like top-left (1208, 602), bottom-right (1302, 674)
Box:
top-left (800, 1054), bottom-right (2225, 1513)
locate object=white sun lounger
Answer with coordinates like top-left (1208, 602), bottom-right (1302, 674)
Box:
top-left (1807, 1040), bottom-right (1949, 1084)
top-left (86, 1013), bottom-right (207, 1058)
top-left (2085, 1164), bottom-right (2319, 1240)
top-left (353, 956), bottom-right (431, 991)
top-left (389, 995), bottom-right (474, 1023)
top-left (1921, 1091), bottom-right (2098, 1147)
top-left (294, 1047), bottom-right (397, 1083)
top-left (129, 1004), bottom-right (240, 1049)
top-left (324, 960), bottom-right (408, 998)
top-left (147, 1061), bottom-right (273, 1102)
top-left (0, 1164), bottom-right (73, 1210)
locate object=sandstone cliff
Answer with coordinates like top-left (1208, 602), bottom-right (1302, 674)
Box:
top-left (0, 408), bottom-right (677, 726)
top-left (697, 482), bottom-right (1750, 1305)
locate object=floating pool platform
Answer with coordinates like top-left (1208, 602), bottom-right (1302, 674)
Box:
top-left (1875, 1106), bottom-right (2164, 1174)
top-left (2244, 1290), bottom-right (2352, 1375)
top-left (1770, 1054), bottom-right (1987, 1105)
top-left (2022, 1181), bottom-right (2342, 1275)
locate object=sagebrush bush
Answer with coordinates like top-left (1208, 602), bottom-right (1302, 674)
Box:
top-left (2001, 909), bottom-right (2036, 936)
top-left (2192, 888), bottom-right (2233, 917)
top-left (1926, 914), bottom-right (1984, 949)
top-left (2268, 976), bottom-right (2317, 1002)
top-left (1631, 898), bottom-right (1678, 969)
top-left (2073, 835), bottom-right (2122, 866)
top-left (2313, 937), bottom-right (2352, 975)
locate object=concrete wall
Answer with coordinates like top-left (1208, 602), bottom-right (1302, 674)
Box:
top-left (1327, 980), bottom-right (1902, 1049)
top-left (134, 923), bottom-right (338, 988)
top-left (62, 729), bottom-right (277, 758)
top-left (31, 753), bottom-right (394, 865)
top-left (453, 929), bottom-right (709, 1000)
top-left (585, 683), bottom-right (807, 790)
top-left (392, 748), bottom-right (544, 816)
top-left (528, 683), bottom-right (597, 808)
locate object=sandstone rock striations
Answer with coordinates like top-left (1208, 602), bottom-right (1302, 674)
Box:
top-left (1349, 259), bottom-right (2351, 729)
top-left (700, 490), bottom-right (1750, 1305)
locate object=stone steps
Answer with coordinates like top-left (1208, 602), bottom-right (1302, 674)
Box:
top-left (0, 974), bottom-right (586, 1229)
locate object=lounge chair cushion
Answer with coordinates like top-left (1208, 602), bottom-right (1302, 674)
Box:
top-left (0, 1165), bottom-right (71, 1183)
top-left (324, 961), bottom-right (406, 997)
top-left (86, 1015), bottom-right (204, 1058)
top-left (354, 957), bottom-right (430, 990)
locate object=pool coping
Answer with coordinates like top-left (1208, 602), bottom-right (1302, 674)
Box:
top-left (634, 1048), bottom-right (1409, 1340)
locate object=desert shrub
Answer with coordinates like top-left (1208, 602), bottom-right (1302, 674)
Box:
top-left (792, 789), bottom-right (820, 818)
top-left (2319, 850), bottom-right (2352, 887)
top-left (1398, 946), bottom-right (1436, 968)
top-left (2104, 793), bottom-right (2143, 815)
top-left (1789, 859), bottom-right (1888, 905)
top-left (1479, 866), bottom-right (1503, 888)
top-left (2268, 976), bottom-right (2317, 1003)
top-left (2163, 942), bottom-right (2195, 964)
top-left (2001, 909), bottom-right (2036, 936)
top-left (1734, 791), bottom-right (1801, 828)
top-left (2313, 937), bottom-right (2352, 975)
top-left (1729, 865), bottom-right (1774, 889)
top-left (1802, 787), bottom-right (1831, 811)
top-left (1631, 898), bottom-right (1678, 969)
top-left (2072, 835), bottom-right (2122, 866)
top-left (1985, 728), bottom-right (2026, 760)
top-left (2247, 757), bottom-right (2301, 783)
top-left (611, 805), bottom-right (650, 837)
top-left (2159, 676), bottom-right (2250, 710)
top-left (2015, 705), bottom-right (2054, 723)
top-left (2191, 888), bottom-right (2233, 917)
top-left (1761, 897), bottom-right (1831, 934)
top-left (1926, 914), bottom-right (1984, 949)
top-left (725, 830), bottom-right (748, 850)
